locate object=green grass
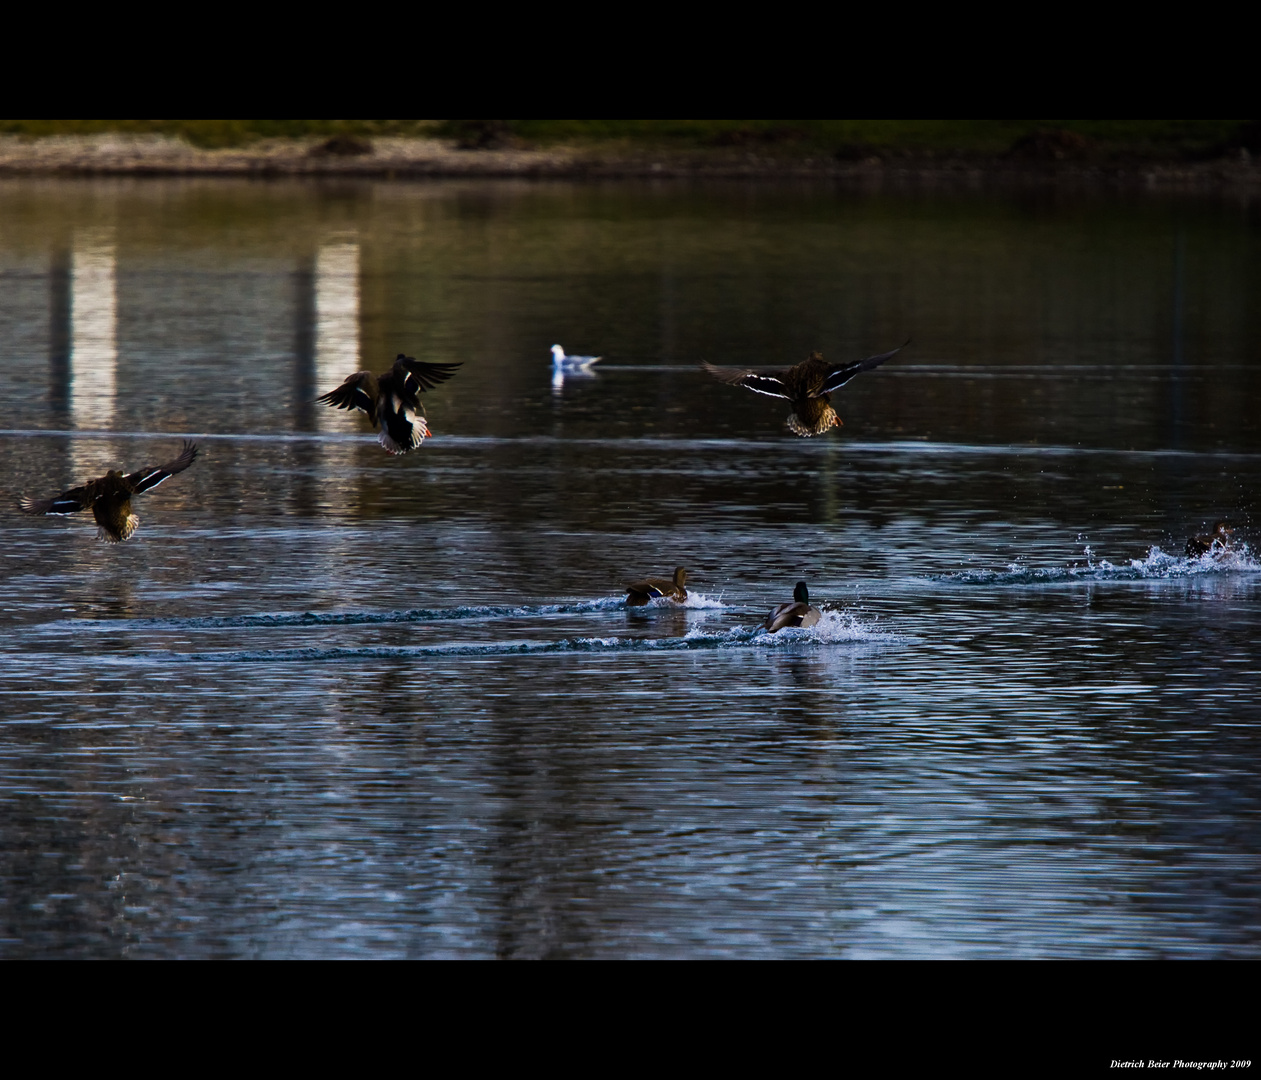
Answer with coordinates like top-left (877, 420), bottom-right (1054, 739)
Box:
top-left (0, 119), bottom-right (1251, 156)
top-left (0, 119), bottom-right (440, 148)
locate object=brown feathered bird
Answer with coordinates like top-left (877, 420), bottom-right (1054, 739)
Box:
top-left (625, 567), bottom-right (688, 606)
top-left (703, 341), bottom-right (908, 436)
top-left (762, 581), bottom-right (822, 633)
top-left (317, 354), bottom-right (461, 454)
top-left (1186, 521), bottom-right (1235, 558)
top-left (18, 441), bottom-right (198, 543)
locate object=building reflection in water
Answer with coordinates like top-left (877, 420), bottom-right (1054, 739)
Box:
top-left (293, 254), bottom-right (317, 432)
top-left (45, 231), bottom-right (119, 486)
top-left (315, 241), bottom-right (360, 430)
top-left (48, 246), bottom-right (71, 415)
top-left (69, 231), bottom-right (117, 433)
top-left (291, 241), bottom-right (362, 520)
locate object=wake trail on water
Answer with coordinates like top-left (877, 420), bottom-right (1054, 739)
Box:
top-left (935, 544), bottom-right (1261, 585)
top-left (71, 610), bottom-right (899, 664)
top-left (61, 594), bottom-right (727, 632)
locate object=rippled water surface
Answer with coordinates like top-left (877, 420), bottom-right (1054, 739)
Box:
top-left (1, 178), bottom-right (1259, 957)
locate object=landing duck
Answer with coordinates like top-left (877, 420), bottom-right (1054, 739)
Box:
top-left (18, 441), bottom-right (198, 543)
top-left (703, 341), bottom-right (908, 436)
top-left (317, 354), bottom-right (461, 454)
top-left (626, 567), bottom-right (688, 606)
top-left (762, 581), bottom-right (821, 633)
top-left (1186, 521), bottom-right (1235, 558)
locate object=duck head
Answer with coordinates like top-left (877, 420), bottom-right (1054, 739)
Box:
top-left (793, 581), bottom-right (809, 604)
top-left (673, 567), bottom-right (688, 587)
top-left (550, 344), bottom-right (566, 367)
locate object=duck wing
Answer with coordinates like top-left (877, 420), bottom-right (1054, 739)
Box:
top-left (625, 577), bottom-right (663, 594)
top-left (811, 341), bottom-right (909, 397)
top-left (762, 601), bottom-right (802, 632)
top-left (701, 361), bottom-right (794, 400)
top-left (395, 356), bottom-right (462, 393)
top-left (762, 601), bottom-right (819, 633)
top-left (124, 441), bottom-right (198, 494)
top-left (317, 371), bottom-right (379, 419)
top-left (18, 481), bottom-right (98, 516)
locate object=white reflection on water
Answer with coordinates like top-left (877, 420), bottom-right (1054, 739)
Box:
top-left (69, 231), bottom-right (116, 432)
top-left (315, 241), bottom-right (360, 432)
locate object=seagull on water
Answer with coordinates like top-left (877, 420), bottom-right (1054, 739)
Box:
top-left (551, 344), bottom-right (602, 373)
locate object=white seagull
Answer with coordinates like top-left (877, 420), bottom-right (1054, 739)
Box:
top-left (551, 344), bottom-right (602, 373)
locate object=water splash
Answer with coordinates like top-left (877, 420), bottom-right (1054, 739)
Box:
top-left (936, 542), bottom-right (1260, 585)
top-left (773, 607), bottom-right (895, 643)
top-left (631, 590), bottom-right (727, 610)
top-left (684, 608), bottom-right (893, 646)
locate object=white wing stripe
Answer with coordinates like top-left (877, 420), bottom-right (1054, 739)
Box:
top-left (736, 375), bottom-right (791, 401)
top-left (741, 381), bottom-right (793, 400)
top-left (139, 471), bottom-right (175, 491)
top-left (819, 368), bottom-right (863, 394)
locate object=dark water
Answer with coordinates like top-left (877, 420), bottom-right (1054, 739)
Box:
top-left (1, 178), bottom-right (1259, 957)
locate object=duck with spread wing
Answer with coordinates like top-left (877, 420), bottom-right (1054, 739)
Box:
top-left (703, 341), bottom-right (908, 436)
top-left (18, 441), bottom-right (198, 543)
top-left (317, 354), bottom-right (462, 454)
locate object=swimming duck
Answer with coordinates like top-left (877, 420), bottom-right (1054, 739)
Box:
top-left (1186, 521), bottom-right (1235, 558)
top-left (317, 354), bottom-right (461, 454)
top-left (703, 341), bottom-right (908, 436)
top-left (762, 581), bottom-right (821, 633)
top-left (551, 344), bottom-right (601, 373)
top-left (18, 441), bottom-right (198, 543)
top-left (625, 566), bottom-right (688, 606)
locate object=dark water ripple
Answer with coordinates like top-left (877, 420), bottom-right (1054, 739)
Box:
top-left (2, 178), bottom-right (1260, 957)
top-left (50, 596), bottom-right (633, 632)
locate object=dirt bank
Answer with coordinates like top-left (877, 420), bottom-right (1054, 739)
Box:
top-left (1, 134), bottom-right (1258, 193)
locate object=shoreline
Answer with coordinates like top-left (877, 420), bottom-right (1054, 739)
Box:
top-left (1, 134), bottom-right (1258, 194)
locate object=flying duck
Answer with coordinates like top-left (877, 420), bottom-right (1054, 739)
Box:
top-left (18, 441), bottom-right (198, 543)
top-left (703, 341), bottom-right (908, 436)
top-left (1186, 521), bottom-right (1235, 558)
top-left (625, 566), bottom-right (688, 606)
top-left (762, 581), bottom-right (821, 633)
top-left (317, 354), bottom-right (461, 454)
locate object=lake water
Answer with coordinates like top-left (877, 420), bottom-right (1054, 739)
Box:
top-left (1, 177), bottom-right (1259, 958)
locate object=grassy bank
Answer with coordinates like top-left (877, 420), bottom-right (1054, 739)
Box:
top-left (0, 119), bottom-right (440, 148)
top-left (1, 119), bottom-right (1256, 159)
top-left (435, 119), bottom-right (1257, 160)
